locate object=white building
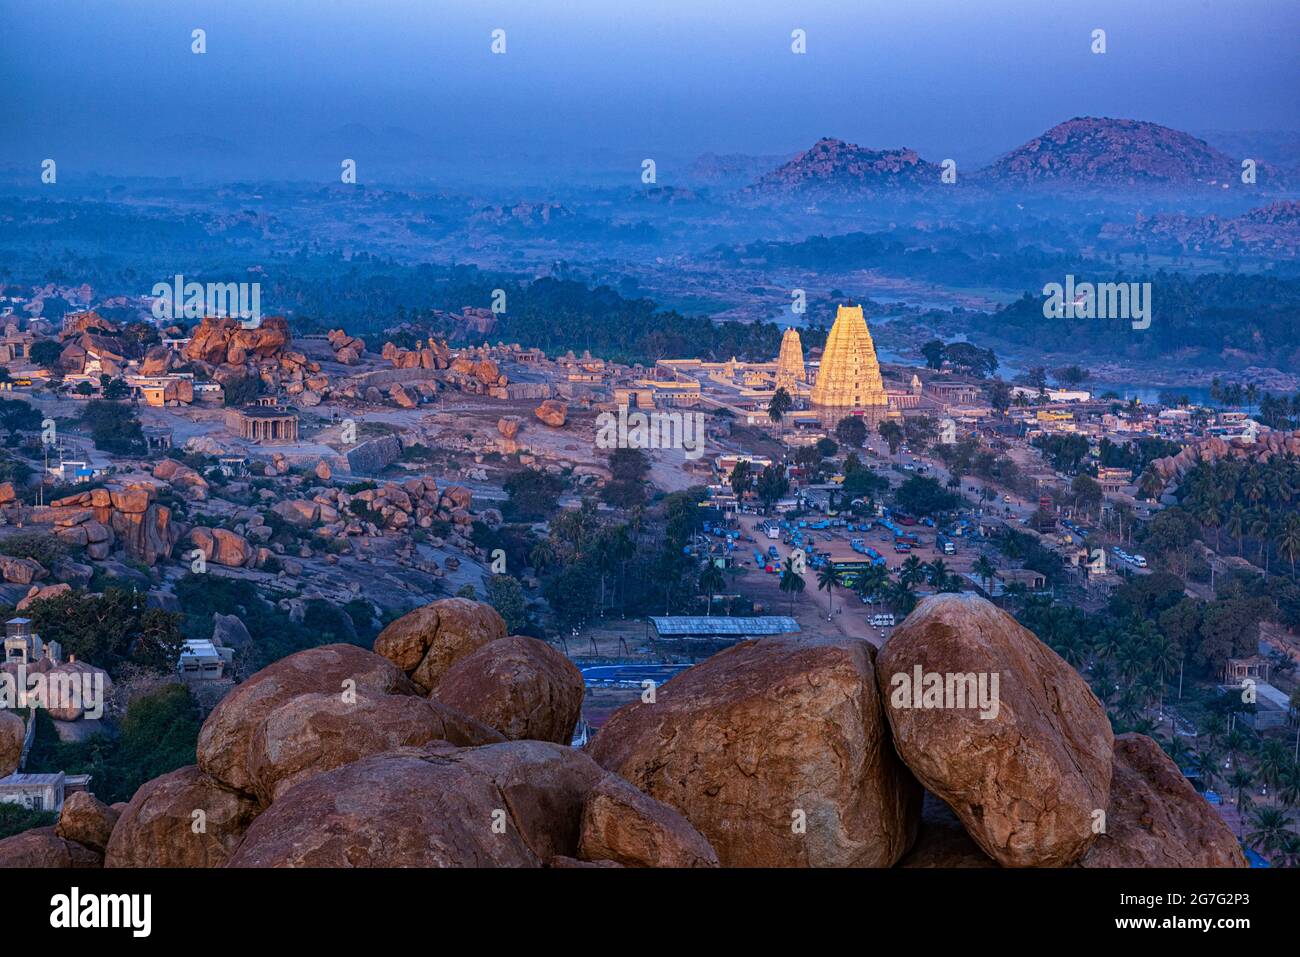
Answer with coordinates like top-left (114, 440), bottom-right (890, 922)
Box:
top-left (178, 639), bottom-right (234, 681)
top-left (0, 771), bottom-right (93, 813)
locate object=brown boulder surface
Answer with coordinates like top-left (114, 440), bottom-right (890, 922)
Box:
top-left (197, 643), bottom-right (416, 793)
top-left (1080, 733), bottom-right (1246, 869)
top-left (876, 593), bottom-right (1113, 868)
top-left (0, 827), bottom-right (102, 868)
top-left (55, 791), bottom-right (121, 854)
top-left (105, 765), bottom-right (258, 868)
top-left (246, 691), bottom-right (505, 805)
top-left (374, 598), bottom-right (508, 692)
top-left (578, 773), bottom-right (719, 868)
top-left (589, 635), bottom-right (920, 867)
top-left (433, 635), bottom-right (584, 744)
top-left (898, 792), bottom-right (998, 868)
top-left (534, 399), bottom-right (567, 427)
top-left (0, 709), bottom-right (23, 777)
top-left (228, 741), bottom-right (608, 867)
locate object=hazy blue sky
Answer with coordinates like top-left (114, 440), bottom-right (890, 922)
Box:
top-left (3, 0), bottom-right (1296, 182)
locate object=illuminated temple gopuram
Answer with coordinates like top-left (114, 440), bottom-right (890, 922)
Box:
top-left (810, 304), bottom-right (888, 409)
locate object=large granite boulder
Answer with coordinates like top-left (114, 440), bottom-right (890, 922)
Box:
top-left (55, 791), bottom-right (120, 854)
top-left (374, 598), bottom-right (508, 693)
top-left (227, 741), bottom-right (609, 867)
top-left (433, 635), bottom-right (583, 744)
top-left (589, 635), bottom-right (920, 867)
top-left (246, 692), bottom-right (505, 805)
top-left (876, 593), bottom-right (1113, 868)
top-left (0, 709), bottom-right (23, 777)
top-left (105, 765), bottom-right (258, 868)
top-left (0, 827), bottom-right (102, 868)
top-left (578, 773), bottom-right (719, 868)
top-left (1080, 733), bottom-right (1246, 868)
top-left (197, 643), bottom-right (416, 793)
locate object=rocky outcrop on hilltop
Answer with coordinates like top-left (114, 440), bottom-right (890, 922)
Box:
top-left (589, 635), bottom-right (921, 867)
top-left (981, 117), bottom-right (1274, 189)
top-left (745, 137), bottom-right (941, 197)
top-left (1080, 734), bottom-right (1246, 868)
top-left (0, 594), bottom-right (1247, 869)
top-left (433, 635), bottom-right (584, 744)
top-left (1144, 428), bottom-right (1300, 496)
top-left (196, 643), bottom-right (417, 794)
top-left (182, 316), bottom-right (327, 398)
top-left (877, 593), bottom-right (1113, 867)
top-left (25, 484), bottom-right (174, 564)
top-left (245, 691), bottom-right (505, 805)
top-left (1100, 201), bottom-right (1300, 258)
top-left (382, 337), bottom-right (451, 370)
top-left (374, 597), bottom-right (509, 692)
top-left (326, 328), bottom-right (366, 364)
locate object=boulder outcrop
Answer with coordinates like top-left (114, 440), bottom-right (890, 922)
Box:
top-left (433, 635), bottom-right (583, 744)
top-left (1080, 734), bottom-right (1247, 868)
top-left (104, 765), bottom-right (259, 868)
top-left (245, 691), bottom-right (505, 805)
top-left (876, 593), bottom-right (1113, 867)
top-left (589, 635), bottom-right (920, 867)
top-left (374, 597), bottom-right (508, 692)
top-left (197, 643), bottom-right (416, 793)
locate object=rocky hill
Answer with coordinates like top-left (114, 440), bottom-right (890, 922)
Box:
top-left (0, 593), bottom-right (1245, 869)
top-left (745, 137), bottom-right (942, 197)
top-left (980, 116), bottom-right (1276, 190)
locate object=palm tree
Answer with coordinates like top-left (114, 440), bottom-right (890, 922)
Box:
top-left (1194, 748), bottom-right (1222, 792)
top-left (1225, 503), bottom-right (1247, 556)
top-left (1273, 831), bottom-right (1300, 868)
top-left (1227, 767), bottom-right (1255, 832)
top-left (900, 555), bottom-right (925, 587)
top-left (529, 540), bottom-right (556, 575)
top-left (816, 563), bottom-right (838, 619)
top-left (926, 557), bottom-right (949, 585)
top-left (971, 554), bottom-right (996, 595)
top-left (855, 563), bottom-right (888, 609)
top-left (779, 557), bottom-right (805, 615)
top-left (768, 387), bottom-right (793, 443)
top-left (1245, 807), bottom-right (1290, 857)
top-left (1278, 514), bottom-right (1300, 577)
top-left (698, 561), bottom-right (725, 616)
top-left (1248, 507), bottom-right (1273, 572)
top-left (887, 579), bottom-right (917, 617)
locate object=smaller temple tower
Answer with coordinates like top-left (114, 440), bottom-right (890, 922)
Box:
top-left (775, 328), bottom-right (806, 392)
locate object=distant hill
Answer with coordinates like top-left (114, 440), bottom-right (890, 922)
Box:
top-left (744, 137), bottom-right (942, 196)
top-left (979, 117), bottom-right (1278, 190)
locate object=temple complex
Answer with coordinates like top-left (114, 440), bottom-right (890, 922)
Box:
top-left (810, 304), bottom-right (888, 409)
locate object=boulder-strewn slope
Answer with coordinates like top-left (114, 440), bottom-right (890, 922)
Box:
top-left (0, 595), bottom-right (1248, 869)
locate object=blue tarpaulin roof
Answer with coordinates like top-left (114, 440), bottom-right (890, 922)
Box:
top-left (649, 616), bottom-right (800, 637)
